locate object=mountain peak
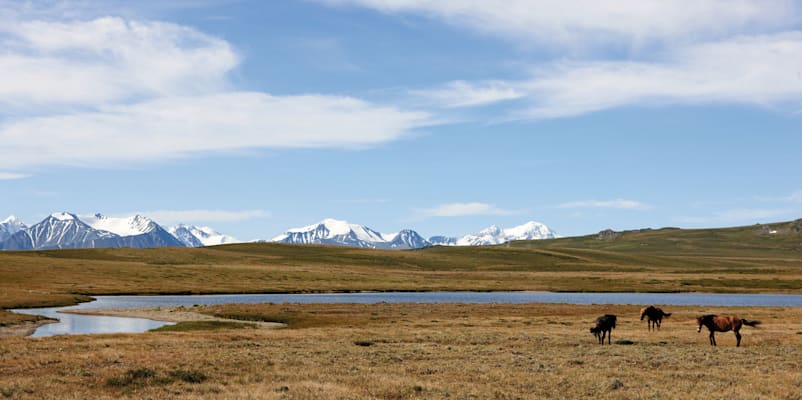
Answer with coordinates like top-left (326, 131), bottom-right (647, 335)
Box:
top-left (49, 212), bottom-right (78, 221)
top-left (81, 213), bottom-right (157, 236)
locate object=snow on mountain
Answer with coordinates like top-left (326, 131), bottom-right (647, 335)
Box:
top-left (168, 224), bottom-right (239, 247)
top-left (385, 229), bottom-right (431, 250)
top-left (0, 212), bottom-right (118, 250)
top-left (168, 225), bottom-right (205, 247)
top-left (272, 218), bottom-right (410, 249)
top-left (0, 216), bottom-right (28, 243)
top-left (273, 218), bottom-right (382, 248)
top-left (0, 212), bottom-right (185, 250)
top-left (81, 213), bottom-right (158, 236)
top-left (271, 218), bottom-right (557, 249)
top-left (434, 221), bottom-right (558, 247)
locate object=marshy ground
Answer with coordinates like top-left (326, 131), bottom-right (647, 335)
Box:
top-left (2, 303), bottom-right (801, 399)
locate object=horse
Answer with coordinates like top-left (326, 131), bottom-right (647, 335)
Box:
top-left (589, 314), bottom-right (616, 345)
top-left (696, 314), bottom-right (760, 347)
top-left (640, 305), bottom-right (671, 331)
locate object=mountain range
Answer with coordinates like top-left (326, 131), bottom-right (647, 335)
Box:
top-left (271, 218), bottom-right (558, 249)
top-left (0, 213), bottom-right (237, 251)
top-left (0, 213), bottom-right (558, 251)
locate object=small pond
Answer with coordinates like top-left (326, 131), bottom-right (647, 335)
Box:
top-left (13, 291), bottom-right (802, 337)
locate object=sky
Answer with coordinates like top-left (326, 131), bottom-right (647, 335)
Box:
top-left (1, 0), bottom-right (802, 241)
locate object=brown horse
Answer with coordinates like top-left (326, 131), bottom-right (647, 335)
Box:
top-left (640, 305), bottom-right (671, 331)
top-left (696, 315), bottom-right (760, 347)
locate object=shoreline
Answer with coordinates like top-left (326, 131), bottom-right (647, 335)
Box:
top-left (64, 306), bottom-right (287, 330)
top-left (0, 319), bottom-right (57, 338)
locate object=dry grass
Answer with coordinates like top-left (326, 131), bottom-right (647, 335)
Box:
top-left (2, 239), bottom-right (801, 312)
top-left (2, 303), bottom-right (801, 399)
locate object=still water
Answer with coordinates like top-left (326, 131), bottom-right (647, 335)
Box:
top-left (14, 291), bottom-right (802, 337)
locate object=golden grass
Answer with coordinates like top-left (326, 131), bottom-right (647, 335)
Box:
top-left (2, 240), bottom-right (801, 312)
top-left (2, 303), bottom-right (801, 399)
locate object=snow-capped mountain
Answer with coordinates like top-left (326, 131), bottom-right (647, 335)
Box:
top-left (81, 213), bottom-right (158, 236)
top-left (0, 212), bottom-right (118, 250)
top-left (384, 229), bottom-right (431, 250)
top-left (168, 224), bottom-right (239, 247)
top-left (273, 218), bottom-right (389, 248)
top-left (0, 213), bottom-right (221, 250)
top-left (168, 225), bottom-right (205, 247)
top-left (445, 221), bottom-right (559, 246)
top-left (271, 218), bottom-right (557, 249)
top-left (0, 216), bottom-right (27, 243)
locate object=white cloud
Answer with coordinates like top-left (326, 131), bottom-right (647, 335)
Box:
top-left (558, 199), bottom-right (650, 210)
top-left (0, 17), bottom-right (237, 108)
top-left (319, 0), bottom-right (800, 48)
top-left (0, 172), bottom-right (29, 180)
top-left (133, 209), bottom-right (271, 225)
top-left (0, 92), bottom-right (432, 170)
top-left (410, 80), bottom-right (524, 108)
top-left (421, 202), bottom-right (515, 217)
top-left (414, 32), bottom-right (802, 118)
top-left (0, 14), bottom-right (434, 172)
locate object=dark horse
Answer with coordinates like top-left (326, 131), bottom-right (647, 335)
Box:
top-left (590, 314), bottom-right (616, 345)
top-left (640, 305), bottom-right (671, 331)
top-left (696, 314), bottom-right (760, 347)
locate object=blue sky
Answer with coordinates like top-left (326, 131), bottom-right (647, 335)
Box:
top-left (1, 0), bottom-right (802, 240)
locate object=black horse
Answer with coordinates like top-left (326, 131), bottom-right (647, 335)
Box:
top-left (590, 314), bottom-right (617, 345)
top-left (640, 305), bottom-right (671, 331)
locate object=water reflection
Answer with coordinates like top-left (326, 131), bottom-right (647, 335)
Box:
top-left (14, 306), bottom-right (172, 337)
top-left (13, 291), bottom-right (802, 337)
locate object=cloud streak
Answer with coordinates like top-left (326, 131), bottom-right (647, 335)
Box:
top-left (319, 0), bottom-right (800, 48)
top-left (415, 32), bottom-right (802, 118)
top-left (132, 209), bottom-right (272, 225)
top-left (0, 15), bottom-right (433, 173)
top-left (420, 202), bottom-right (516, 217)
top-left (558, 199), bottom-right (650, 210)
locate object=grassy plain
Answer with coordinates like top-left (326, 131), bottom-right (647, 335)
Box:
top-left (1, 219), bottom-right (801, 311)
top-left (2, 303), bottom-right (802, 399)
top-left (1, 220), bottom-right (801, 398)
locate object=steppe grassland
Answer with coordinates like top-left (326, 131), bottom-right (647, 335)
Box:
top-left (1, 303), bottom-right (801, 399)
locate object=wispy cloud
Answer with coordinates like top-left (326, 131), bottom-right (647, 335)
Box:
top-left (319, 0), bottom-right (800, 48)
top-left (0, 93), bottom-right (432, 170)
top-left (410, 80), bottom-right (525, 108)
top-left (558, 199), bottom-right (650, 210)
top-left (419, 202), bottom-right (516, 217)
top-left (133, 209), bottom-right (271, 225)
top-left (0, 172), bottom-right (29, 180)
top-left (411, 32), bottom-right (802, 118)
top-left (0, 14), bottom-right (433, 174)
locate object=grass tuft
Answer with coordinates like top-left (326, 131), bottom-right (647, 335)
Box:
top-left (169, 369), bottom-right (207, 384)
top-left (149, 320), bottom-right (256, 332)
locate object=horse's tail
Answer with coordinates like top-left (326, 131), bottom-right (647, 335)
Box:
top-left (663, 312), bottom-right (672, 318)
top-left (742, 319), bottom-right (761, 328)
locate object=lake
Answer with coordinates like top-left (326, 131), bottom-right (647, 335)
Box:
top-left (13, 291), bottom-right (802, 337)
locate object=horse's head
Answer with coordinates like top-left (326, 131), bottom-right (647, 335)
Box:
top-left (696, 315), bottom-right (708, 332)
top-left (640, 307), bottom-right (647, 320)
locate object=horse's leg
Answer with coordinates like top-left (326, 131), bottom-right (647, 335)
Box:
top-left (607, 329), bottom-right (612, 345)
top-left (735, 331), bottom-right (742, 347)
top-left (709, 331), bottom-right (716, 346)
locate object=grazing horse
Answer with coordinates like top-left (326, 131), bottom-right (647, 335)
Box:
top-left (696, 315), bottom-right (760, 347)
top-left (640, 305), bottom-right (671, 331)
top-left (589, 314), bottom-right (617, 345)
